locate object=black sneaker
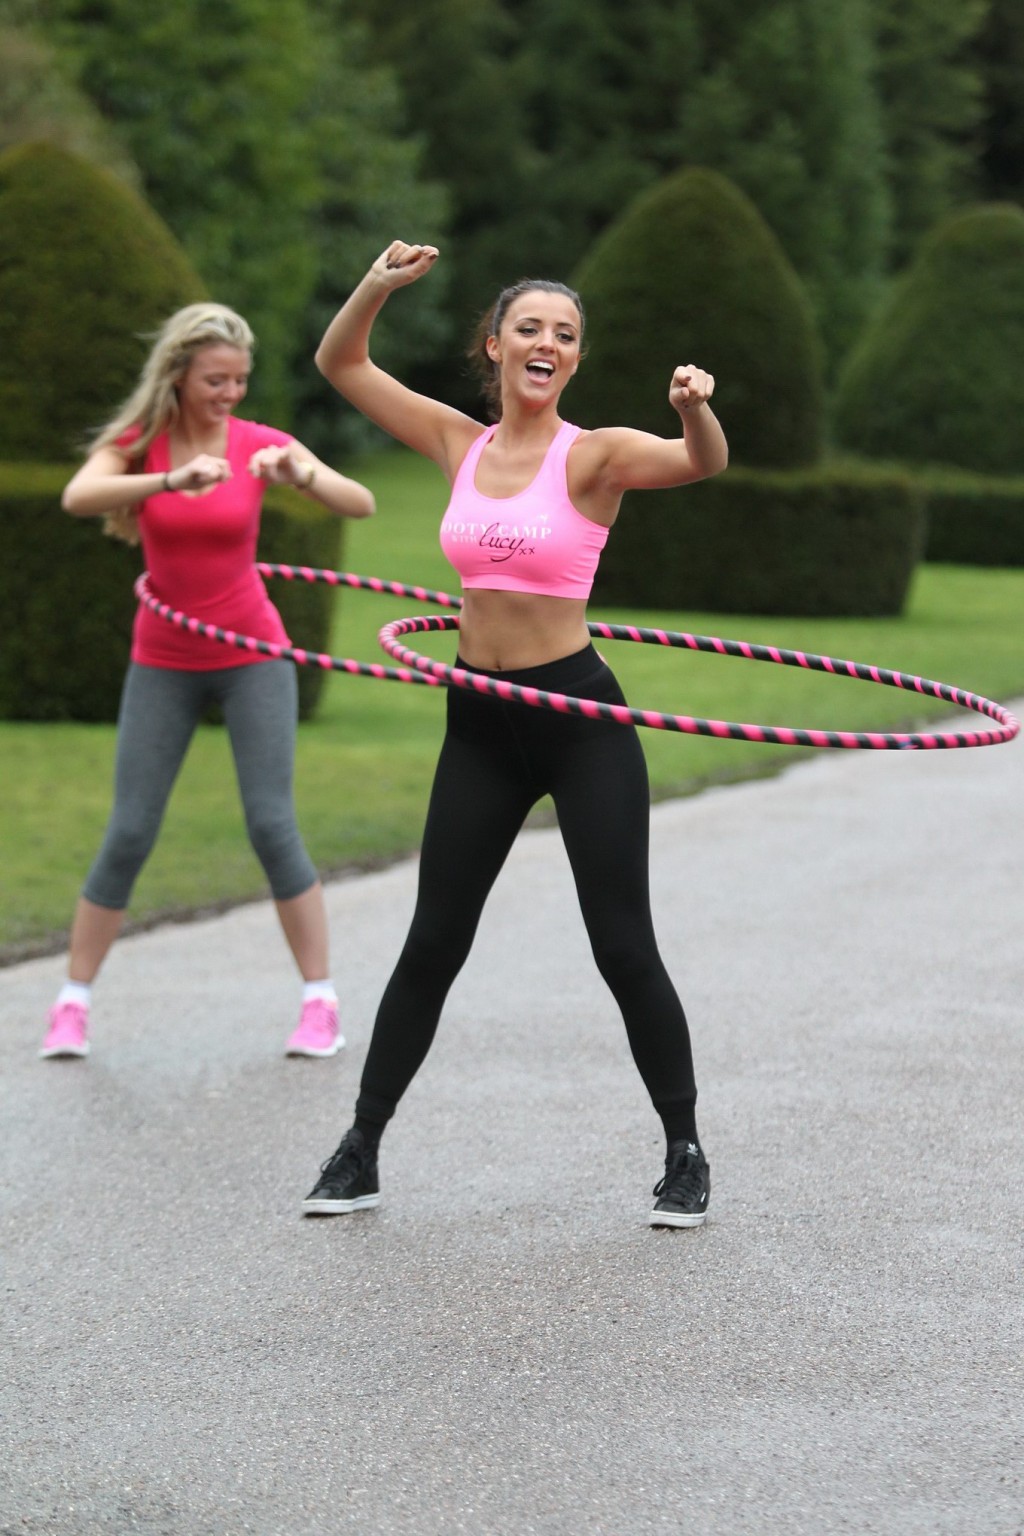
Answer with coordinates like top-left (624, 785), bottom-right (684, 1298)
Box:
top-left (302, 1128), bottom-right (380, 1215)
top-left (649, 1140), bottom-right (710, 1228)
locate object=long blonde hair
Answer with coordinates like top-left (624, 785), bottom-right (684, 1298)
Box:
top-left (94, 302), bottom-right (255, 543)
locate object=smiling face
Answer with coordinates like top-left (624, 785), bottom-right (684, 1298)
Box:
top-left (486, 290), bottom-right (583, 408)
top-left (176, 343), bottom-right (251, 433)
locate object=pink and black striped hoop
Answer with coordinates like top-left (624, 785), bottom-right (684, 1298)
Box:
top-left (134, 570), bottom-right (445, 689)
top-left (136, 565), bottom-right (1021, 751)
top-left (378, 614), bottom-right (1019, 750)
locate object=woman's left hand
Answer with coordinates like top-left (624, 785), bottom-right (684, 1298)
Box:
top-left (248, 444), bottom-right (317, 488)
top-left (669, 365), bottom-right (715, 415)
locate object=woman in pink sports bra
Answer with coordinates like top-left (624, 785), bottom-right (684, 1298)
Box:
top-left (40, 303), bottom-right (375, 1065)
top-left (304, 240), bottom-right (728, 1229)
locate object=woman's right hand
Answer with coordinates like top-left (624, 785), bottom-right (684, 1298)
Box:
top-left (371, 241), bottom-right (439, 289)
top-left (315, 238), bottom-right (467, 474)
top-left (169, 454), bottom-right (232, 491)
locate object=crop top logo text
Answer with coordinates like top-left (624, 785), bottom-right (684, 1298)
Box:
top-left (443, 519), bottom-right (553, 563)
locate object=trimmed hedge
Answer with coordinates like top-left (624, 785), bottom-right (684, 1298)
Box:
top-left (570, 167), bottom-right (825, 469)
top-left (0, 464), bottom-right (343, 721)
top-left (0, 464), bottom-right (140, 721)
top-left (919, 468), bottom-right (1024, 566)
top-left (0, 142), bottom-right (206, 461)
top-left (835, 203), bottom-right (1024, 475)
top-left (592, 463), bottom-right (925, 617)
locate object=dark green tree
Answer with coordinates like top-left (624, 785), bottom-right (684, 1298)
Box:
top-left (0, 23), bottom-right (138, 182)
top-left (507, 0), bottom-right (701, 277)
top-left (21, 0), bottom-right (449, 441)
top-left (344, 0), bottom-right (531, 408)
top-left (345, 0), bottom-right (716, 412)
top-left (678, 0), bottom-right (890, 370)
top-left (291, 8), bottom-right (450, 459)
top-left (35, 0), bottom-right (319, 426)
top-left (868, 0), bottom-right (988, 264)
top-left (0, 141), bottom-right (205, 460)
top-left (974, 0), bottom-right (1024, 204)
top-left (350, 0), bottom-right (891, 382)
top-left (834, 203), bottom-right (1024, 474)
top-left (570, 167), bottom-right (825, 469)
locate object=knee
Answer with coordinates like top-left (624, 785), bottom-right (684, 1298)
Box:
top-left (246, 810), bottom-right (312, 892)
top-left (246, 806), bottom-right (294, 862)
top-left (83, 818), bottom-right (156, 905)
top-left (397, 926), bottom-right (471, 990)
top-left (590, 931), bottom-right (657, 993)
top-left (102, 817), bottom-right (158, 877)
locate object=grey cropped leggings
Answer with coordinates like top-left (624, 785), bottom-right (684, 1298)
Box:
top-left (83, 660), bottom-right (318, 909)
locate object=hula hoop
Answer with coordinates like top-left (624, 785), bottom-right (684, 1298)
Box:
top-left (379, 614), bottom-right (1019, 750)
top-left (134, 570), bottom-right (444, 689)
top-left (136, 564), bottom-right (1020, 751)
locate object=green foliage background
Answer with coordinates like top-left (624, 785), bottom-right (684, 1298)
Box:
top-left (0, 0), bottom-right (1016, 413)
top-left (569, 168), bottom-right (825, 470)
top-left (834, 203), bottom-right (1024, 473)
top-left (0, 0), bottom-right (448, 453)
top-left (592, 464), bottom-right (925, 617)
top-left (36, 0), bottom-right (322, 428)
top-left (0, 142), bottom-right (206, 460)
top-left (672, 0), bottom-right (890, 369)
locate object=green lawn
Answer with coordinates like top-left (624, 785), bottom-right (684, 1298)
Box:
top-left (3, 445), bottom-right (1023, 961)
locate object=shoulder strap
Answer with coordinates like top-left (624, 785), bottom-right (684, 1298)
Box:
top-left (540, 420), bottom-right (582, 484)
top-left (451, 423), bottom-right (496, 488)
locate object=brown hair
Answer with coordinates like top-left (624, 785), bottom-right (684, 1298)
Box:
top-left (466, 279), bottom-right (585, 420)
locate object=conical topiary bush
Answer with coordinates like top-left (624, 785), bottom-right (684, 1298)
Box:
top-left (568, 166), bottom-right (825, 468)
top-left (0, 141), bottom-right (206, 460)
top-left (564, 168), bottom-right (920, 616)
top-left (834, 203), bottom-right (1024, 474)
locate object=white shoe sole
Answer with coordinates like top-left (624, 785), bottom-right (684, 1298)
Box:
top-left (650, 1208), bottom-right (708, 1228)
top-left (302, 1192), bottom-right (380, 1215)
top-left (39, 1042), bottom-right (90, 1058)
top-left (285, 1037), bottom-right (345, 1058)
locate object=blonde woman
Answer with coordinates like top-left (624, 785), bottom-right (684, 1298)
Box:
top-left (40, 303), bottom-right (374, 1061)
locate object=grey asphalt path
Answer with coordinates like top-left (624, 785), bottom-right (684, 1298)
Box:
top-left (2, 718), bottom-right (1023, 1536)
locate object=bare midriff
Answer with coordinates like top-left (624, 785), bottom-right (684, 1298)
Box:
top-left (457, 589), bottom-right (591, 671)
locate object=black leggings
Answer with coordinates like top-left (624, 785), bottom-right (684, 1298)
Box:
top-left (356, 645), bottom-right (697, 1143)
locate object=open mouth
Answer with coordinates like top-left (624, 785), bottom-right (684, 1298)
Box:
top-left (525, 361), bottom-right (555, 381)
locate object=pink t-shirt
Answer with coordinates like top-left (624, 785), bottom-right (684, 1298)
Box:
top-left (120, 417), bottom-right (292, 670)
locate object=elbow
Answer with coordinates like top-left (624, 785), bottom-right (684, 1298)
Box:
top-left (314, 343), bottom-right (347, 387)
top-left (338, 487), bottom-right (375, 520)
top-left (316, 352), bottom-right (365, 400)
top-left (689, 452), bottom-right (728, 487)
top-left (61, 484), bottom-right (86, 515)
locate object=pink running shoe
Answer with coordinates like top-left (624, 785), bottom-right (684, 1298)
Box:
top-left (285, 998), bottom-right (343, 1058)
top-left (39, 1001), bottom-right (90, 1058)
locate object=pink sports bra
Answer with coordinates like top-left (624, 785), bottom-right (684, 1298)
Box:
top-left (439, 420), bottom-right (608, 599)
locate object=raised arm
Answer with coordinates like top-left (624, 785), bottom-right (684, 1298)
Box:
top-left (583, 366), bottom-right (729, 497)
top-left (315, 241), bottom-right (481, 480)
